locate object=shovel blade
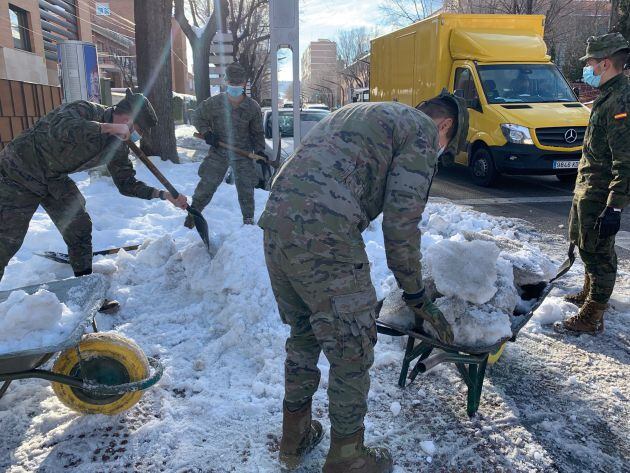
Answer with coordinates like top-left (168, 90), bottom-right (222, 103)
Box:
top-left (187, 206), bottom-right (211, 252)
top-left (550, 244), bottom-right (576, 284)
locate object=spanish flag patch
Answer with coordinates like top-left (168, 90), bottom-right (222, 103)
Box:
top-left (614, 112), bottom-right (627, 120)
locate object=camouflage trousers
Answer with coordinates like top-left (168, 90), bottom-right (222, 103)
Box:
top-left (191, 150), bottom-right (257, 220)
top-left (0, 174), bottom-right (92, 281)
top-left (568, 198), bottom-right (617, 303)
top-left (263, 230), bottom-right (378, 436)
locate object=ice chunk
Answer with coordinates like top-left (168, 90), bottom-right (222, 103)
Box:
top-left (488, 256), bottom-right (519, 315)
top-left (531, 296), bottom-right (576, 326)
top-left (390, 401), bottom-right (402, 416)
top-left (420, 440), bottom-right (436, 455)
top-left (426, 240), bottom-right (500, 305)
top-left (434, 297), bottom-right (512, 347)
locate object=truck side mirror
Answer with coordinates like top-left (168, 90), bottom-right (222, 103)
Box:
top-left (572, 87), bottom-right (580, 99)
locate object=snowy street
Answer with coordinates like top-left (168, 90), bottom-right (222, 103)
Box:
top-left (0, 129), bottom-right (628, 472)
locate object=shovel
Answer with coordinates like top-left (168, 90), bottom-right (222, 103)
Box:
top-left (193, 133), bottom-right (280, 168)
top-left (126, 141), bottom-right (211, 252)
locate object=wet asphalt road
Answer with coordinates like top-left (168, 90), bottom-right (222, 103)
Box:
top-left (430, 165), bottom-right (630, 259)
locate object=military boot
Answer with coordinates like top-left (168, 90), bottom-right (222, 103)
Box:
top-left (412, 299), bottom-right (454, 344)
top-left (243, 217), bottom-right (255, 225)
top-left (279, 400), bottom-right (323, 469)
top-left (323, 427), bottom-right (393, 473)
top-left (560, 300), bottom-right (606, 334)
top-left (564, 274), bottom-right (591, 307)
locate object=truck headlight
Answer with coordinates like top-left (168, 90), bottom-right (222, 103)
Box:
top-left (501, 124), bottom-right (534, 145)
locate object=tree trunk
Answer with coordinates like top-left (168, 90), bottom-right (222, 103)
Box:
top-left (610, 0), bottom-right (620, 31)
top-left (192, 41), bottom-right (211, 102)
top-left (135, 0), bottom-right (178, 162)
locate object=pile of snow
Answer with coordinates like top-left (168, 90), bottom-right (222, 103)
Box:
top-left (408, 238), bottom-right (516, 346)
top-left (529, 296), bottom-right (577, 330)
top-left (0, 289), bottom-right (80, 354)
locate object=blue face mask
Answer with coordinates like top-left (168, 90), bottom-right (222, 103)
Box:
top-left (130, 130), bottom-right (142, 143)
top-left (582, 65), bottom-right (602, 88)
top-left (227, 85), bottom-right (244, 97)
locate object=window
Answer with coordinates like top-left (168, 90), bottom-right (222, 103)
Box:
top-left (477, 64), bottom-right (577, 104)
top-left (96, 2), bottom-right (111, 15)
top-left (453, 68), bottom-right (479, 105)
top-left (9, 5), bottom-right (31, 52)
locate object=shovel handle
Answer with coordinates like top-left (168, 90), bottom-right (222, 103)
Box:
top-left (193, 132), bottom-right (270, 164)
top-left (126, 141), bottom-right (181, 199)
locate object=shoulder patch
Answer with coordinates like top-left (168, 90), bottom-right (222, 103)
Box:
top-left (614, 112), bottom-right (627, 120)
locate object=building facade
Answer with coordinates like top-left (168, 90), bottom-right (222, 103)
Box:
top-left (0, 0), bottom-right (93, 86)
top-left (301, 39), bottom-right (340, 108)
top-left (90, 0), bottom-right (190, 93)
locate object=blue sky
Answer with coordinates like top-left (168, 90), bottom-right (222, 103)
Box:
top-left (278, 0), bottom-right (385, 80)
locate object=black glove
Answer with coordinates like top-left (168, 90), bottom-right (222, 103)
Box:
top-left (203, 131), bottom-right (220, 148)
top-left (184, 213), bottom-right (195, 229)
top-left (594, 207), bottom-right (622, 239)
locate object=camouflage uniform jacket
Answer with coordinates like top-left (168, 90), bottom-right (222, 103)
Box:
top-left (192, 93), bottom-right (265, 154)
top-left (259, 102), bottom-right (439, 294)
top-left (575, 73), bottom-right (630, 209)
top-left (0, 100), bottom-right (156, 199)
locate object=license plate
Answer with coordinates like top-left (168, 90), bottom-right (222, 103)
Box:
top-left (553, 160), bottom-right (579, 169)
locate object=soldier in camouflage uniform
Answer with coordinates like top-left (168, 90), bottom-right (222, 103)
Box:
top-left (0, 89), bottom-right (188, 284)
top-left (561, 33), bottom-right (630, 334)
top-left (185, 63), bottom-right (267, 227)
top-left (259, 92), bottom-right (469, 471)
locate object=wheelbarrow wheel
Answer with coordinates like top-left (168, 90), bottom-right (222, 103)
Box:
top-left (488, 343), bottom-right (506, 365)
top-left (51, 332), bottom-right (150, 415)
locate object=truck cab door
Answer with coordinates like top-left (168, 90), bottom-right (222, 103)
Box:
top-left (450, 63), bottom-right (484, 166)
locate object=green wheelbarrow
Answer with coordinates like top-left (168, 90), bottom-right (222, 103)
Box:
top-left (377, 246), bottom-right (576, 417)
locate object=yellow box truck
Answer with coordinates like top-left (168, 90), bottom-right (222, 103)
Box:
top-left (370, 13), bottom-right (591, 186)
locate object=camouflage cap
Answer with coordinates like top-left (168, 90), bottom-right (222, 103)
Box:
top-left (436, 88), bottom-right (469, 160)
top-left (580, 33), bottom-right (630, 61)
top-left (225, 62), bottom-right (247, 84)
top-left (115, 88), bottom-right (158, 132)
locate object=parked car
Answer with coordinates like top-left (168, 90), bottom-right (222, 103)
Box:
top-left (304, 103), bottom-right (330, 111)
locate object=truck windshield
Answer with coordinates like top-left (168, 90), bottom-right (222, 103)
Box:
top-left (477, 64), bottom-right (577, 104)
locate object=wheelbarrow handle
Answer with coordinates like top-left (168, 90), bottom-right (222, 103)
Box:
top-left (126, 141), bottom-right (182, 199)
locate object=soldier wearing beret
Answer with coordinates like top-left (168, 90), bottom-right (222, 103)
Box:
top-left (186, 62), bottom-right (267, 227)
top-left (0, 89), bottom-right (188, 290)
top-left (561, 33), bottom-right (630, 334)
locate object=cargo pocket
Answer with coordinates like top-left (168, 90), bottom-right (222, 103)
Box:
top-left (331, 290), bottom-right (378, 362)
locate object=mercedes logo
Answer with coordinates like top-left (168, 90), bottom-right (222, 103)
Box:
top-left (565, 129), bottom-right (578, 143)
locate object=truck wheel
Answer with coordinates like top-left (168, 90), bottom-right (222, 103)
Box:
top-left (52, 332), bottom-right (150, 415)
top-left (470, 148), bottom-right (499, 187)
top-left (556, 173), bottom-right (577, 183)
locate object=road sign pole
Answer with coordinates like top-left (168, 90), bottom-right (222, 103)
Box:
top-left (270, 0), bottom-right (300, 150)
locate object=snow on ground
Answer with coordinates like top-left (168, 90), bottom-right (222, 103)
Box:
top-left (0, 130), bottom-right (628, 472)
